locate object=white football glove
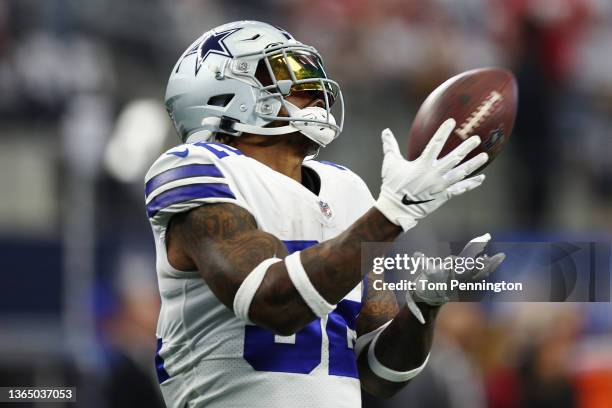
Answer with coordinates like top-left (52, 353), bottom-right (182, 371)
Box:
top-left (405, 233), bottom-right (506, 324)
top-left (375, 119), bottom-right (489, 231)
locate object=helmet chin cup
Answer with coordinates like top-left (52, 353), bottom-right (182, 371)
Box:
top-left (284, 101), bottom-right (338, 146)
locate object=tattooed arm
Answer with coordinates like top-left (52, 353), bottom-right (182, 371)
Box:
top-left (357, 270), bottom-right (439, 398)
top-left (166, 203), bottom-right (401, 336)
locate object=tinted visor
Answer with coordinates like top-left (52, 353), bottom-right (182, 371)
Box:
top-left (256, 50), bottom-right (338, 105)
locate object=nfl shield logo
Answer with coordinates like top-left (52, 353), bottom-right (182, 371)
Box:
top-left (318, 201), bottom-right (333, 218)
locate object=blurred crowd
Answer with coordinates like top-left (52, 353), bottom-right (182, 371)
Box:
top-left (1, 0), bottom-right (611, 407)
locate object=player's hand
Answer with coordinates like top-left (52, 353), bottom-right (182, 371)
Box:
top-left (374, 119), bottom-right (488, 231)
top-left (405, 233), bottom-right (506, 324)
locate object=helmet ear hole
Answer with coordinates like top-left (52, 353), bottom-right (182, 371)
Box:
top-left (207, 94), bottom-right (235, 107)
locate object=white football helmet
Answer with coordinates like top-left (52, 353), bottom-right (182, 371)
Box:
top-left (165, 20), bottom-right (344, 147)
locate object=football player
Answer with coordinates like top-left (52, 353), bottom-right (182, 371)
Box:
top-left (146, 21), bottom-right (502, 408)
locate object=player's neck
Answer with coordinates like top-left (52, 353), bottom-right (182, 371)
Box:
top-left (236, 143), bottom-right (303, 183)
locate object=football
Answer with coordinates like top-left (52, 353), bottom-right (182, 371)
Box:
top-left (407, 67), bottom-right (518, 174)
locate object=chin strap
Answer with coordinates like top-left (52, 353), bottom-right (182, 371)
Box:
top-left (202, 116), bottom-right (299, 136)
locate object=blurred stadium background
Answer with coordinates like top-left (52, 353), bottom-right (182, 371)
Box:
top-left (1, 0), bottom-right (612, 407)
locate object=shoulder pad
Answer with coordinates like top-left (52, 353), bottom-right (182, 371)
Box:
top-left (144, 142), bottom-right (246, 225)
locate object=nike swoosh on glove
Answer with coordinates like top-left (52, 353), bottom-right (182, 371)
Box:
top-left (374, 119), bottom-right (488, 231)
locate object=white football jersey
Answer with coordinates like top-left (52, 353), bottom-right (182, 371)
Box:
top-left (145, 141), bottom-right (375, 408)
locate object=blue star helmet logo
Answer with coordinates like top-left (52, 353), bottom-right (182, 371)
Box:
top-left (195, 28), bottom-right (242, 75)
top-left (174, 28), bottom-right (242, 75)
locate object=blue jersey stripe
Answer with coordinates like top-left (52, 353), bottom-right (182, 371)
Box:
top-left (145, 164), bottom-right (224, 197)
top-left (155, 338), bottom-right (170, 384)
top-left (318, 160), bottom-right (347, 170)
top-left (147, 183), bottom-right (235, 217)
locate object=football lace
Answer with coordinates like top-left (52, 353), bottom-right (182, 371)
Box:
top-left (454, 90), bottom-right (503, 140)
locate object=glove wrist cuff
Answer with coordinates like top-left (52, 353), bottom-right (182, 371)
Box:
top-left (405, 289), bottom-right (444, 324)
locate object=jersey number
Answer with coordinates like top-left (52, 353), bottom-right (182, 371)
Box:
top-left (243, 299), bottom-right (360, 378)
